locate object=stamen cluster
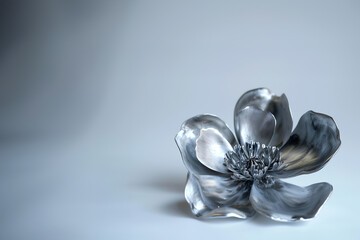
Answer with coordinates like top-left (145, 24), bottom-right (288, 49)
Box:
top-left (224, 141), bottom-right (281, 181)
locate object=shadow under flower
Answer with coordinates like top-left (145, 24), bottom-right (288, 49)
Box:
top-left (160, 199), bottom-right (194, 218)
top-left (146, 173), bottom-right (186, 193)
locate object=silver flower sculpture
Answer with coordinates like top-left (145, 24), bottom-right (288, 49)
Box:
top-left (175, 88), bottom-right (341, 222)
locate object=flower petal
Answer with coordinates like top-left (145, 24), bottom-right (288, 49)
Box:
top-left (234, 106), bottom-right (275, 145)
top-left (234, 88), bottom-right (293, 147)
top-left (196, 128), bottom-right (234, 173)
top-left (175, 114), bottom-right (237, 175)
top-left (249, 179), bottom-right (333, 222)
top-left (185, 173), bottom-right (255, 218)
top-left (270, 111), bottom-right (341, 178)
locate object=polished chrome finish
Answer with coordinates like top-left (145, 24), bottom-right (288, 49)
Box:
top-left (195, 128), bottom-right (234, 173)
top-left (269, 111), bottom-right (341, 178)
top-left (250, 179), bottom-right (333, 222)
top-left (176, 88), bottom-right (340, 222)
top-left (234, 88), bottom-right (293, 147)
top-left (185, 173), bottom-right (255, 218)
top-left (175, 114), bottom-right (237, 176)
top-left (234, 106), bottom-right (275, 146)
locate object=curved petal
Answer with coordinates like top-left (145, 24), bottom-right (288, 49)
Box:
top-left (234, 106), bottom-right (275, 145)
top-left (175, 114), bottom-right (237, 175)
top-left (250, 179), bottom-right (333, 222)
top-left (270, 111), bottom-right (341, 178)
top-left (185, 173), bottom-right (255, 218)
top-left (234, 88), bottom-right (293, 147)
top-left (196, 128), bottom-right (234, 173)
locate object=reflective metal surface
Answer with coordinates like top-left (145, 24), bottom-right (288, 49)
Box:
top-left (234, 88), bottom-right (293, 147)
top-left (185, 173), bottom-right (255, 218)
top-left (175, 88), bottom-right (341, 222)
top-left (270, 111), bottom-right (341, 178)
top-left (195, 128), bottom-right (234, 173)
top-left (234, 106), bottom-right (275, 146)
top-left (175, 114), bottom-right (237, 176)
top-left (250, 179), bottom-right (333, 222)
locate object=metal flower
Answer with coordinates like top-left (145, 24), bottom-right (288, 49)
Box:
top-left (175, 88), bottom-right (341, 222)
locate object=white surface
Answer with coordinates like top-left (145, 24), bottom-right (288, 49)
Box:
top-left (1, 1), bottom-right (359, 239)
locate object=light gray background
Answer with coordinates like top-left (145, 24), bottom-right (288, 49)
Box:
top-left (1, 1), bottom-right (359, 239)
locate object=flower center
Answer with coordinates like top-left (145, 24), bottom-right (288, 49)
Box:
top-left (224, 141), bottom-right (281, 181)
